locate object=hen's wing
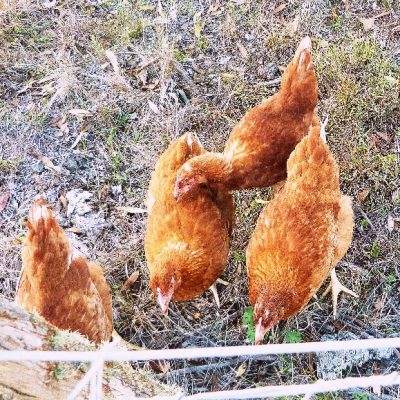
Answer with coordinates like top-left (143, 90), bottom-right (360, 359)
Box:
top-left (333, 195), bottom-right (354, 265)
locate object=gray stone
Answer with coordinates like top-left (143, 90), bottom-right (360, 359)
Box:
top-left (31, 161), bottom-right (44, 174)
top-left (316, 332), bottom-right (395, 380)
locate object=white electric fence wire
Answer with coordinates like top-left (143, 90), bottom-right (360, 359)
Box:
top-left (1, 337), bottom-right (398, 362)
top-left (66, 337), bottom-right (119, 400)
top-left (1, 337), bottom-right (399, 399)
top-left (134, 372), bottom-right (400, 399)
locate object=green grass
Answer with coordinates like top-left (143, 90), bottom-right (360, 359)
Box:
top-left (285, 330), bottom-right (302, 344)
top-left (316, 38), bottom-right (399, 192)
top-left (242, 306), bottom-right (255, 344)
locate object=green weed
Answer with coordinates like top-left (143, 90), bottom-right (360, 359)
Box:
top-left (242, 306), bottom-right (255, 344)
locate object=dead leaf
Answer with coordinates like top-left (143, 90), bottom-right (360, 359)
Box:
top-left (343, 0), bottom-right (350, 11)
top-left (50, 114), bottom-right (69, 137)
top-left (392, 189), bottom-right (400, 203)
top-left (42, 0), bottom-right (56, 8)
top-left (272, 3), bottom-right (287, 15)
top-left (66, 227), bottom-right (82, 233)
top-left (374, 295), bottom-right (385, 311)
top-left (237, 41), bottom-right (249, 59)
top-left (359, 17), bottom-right (375, 31)
top-left (286, 15), bottom-right (300, 36)
top-left (121, 271), bottom-right (140, 291)
top-left (158, 361), bottom-right (170, 374)
top-left (139, 4), bottom-right (156, 11)
top-left (105, 50), bottom-right (121, 75)
top-left (236, 362), bottom-right (247, 377)
top-left (193, 312), bottom-right (201, 319)
top-left (221, 73), bottom-right (237, 80)
top-left (60, 194), bottom-right (68, 210)
top-left (384, 76), bottom-right (398, 85)
top-left (387, 215), bottom-right (395, 233)
top-left (357, 189), bottom-right (370, 204)
top-left (41, 156), bottom-right (62, 174)
top-left (376, 132), bottom-right (391, 142)
top-left (194, 12), bottom-right (203, 39)
top-left (0, 192), bottom-right (10, 212)
top-left (116, 206), bottom-right (148, 214)
top-left (142, 80), bottom-right (159, 90)
top-left (359, 11), bottom-right (390, 32)
top-left (255, 199), bottom-right (269, 205)
top-left (318, 39), bottom-right (330, 48)
top-left (70, 130), bottom-right (88, 150)
top-left (69, 109), bottom-right (91, 116)
top-left (148, 100), bottom-right (160, 114)
top-left (208, 1), bottom-right (220, 15)
top-left (13, 235), bottom-right (26, 245)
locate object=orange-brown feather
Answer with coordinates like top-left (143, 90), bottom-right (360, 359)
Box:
top-left (145, 133), bottom-right (234, 303)
top-left (247, 125), bottom-right (352, 333)
top-left (16, 199), bottom-right (112, 344)
top-left (175, 37), bottom-right (318, 196)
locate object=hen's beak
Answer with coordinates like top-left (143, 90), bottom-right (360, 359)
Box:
top-left (157, 290), bottom-right (173, 315)
top-left (255, 318), bottom-right (268, 345)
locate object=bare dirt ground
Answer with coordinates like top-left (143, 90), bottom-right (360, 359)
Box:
top-left (0, 0), bottom-right (399, 398)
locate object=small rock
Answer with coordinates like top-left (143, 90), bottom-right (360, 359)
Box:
top-left (111, 185), bottom-right (122, 198)
top-left (257, 62), bottom-right (280, 80)
top-left (265, 63), bottom-right (280, 80)
top-left (31, 161), bottom-right (44, 174)
top-left (65, 189), bottom-right (93, 218)
top-left (63, 157), bottom-right (79, 171)
top-left (316, 332), bottom-right (395, 380)
top-left (74, 212), bottom-right (110, 237)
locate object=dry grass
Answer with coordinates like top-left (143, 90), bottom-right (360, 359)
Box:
top-left (0, 0), bottom-right (399, 398)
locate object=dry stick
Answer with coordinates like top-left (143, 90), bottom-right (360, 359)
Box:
top-left (354, 204), bottom-right (376, 231)
top-left (167, 308), bottom-right (217, 347)
top-left (196, 311), bottom-right (241, 336)
top-left (263, 77), bottom-right (282, 87)
top-left (171, 59), bottom-right (198, 94)
top-left (127, 57), bottom-right (161, 74)
top-left (164, 355), bottom-right (277, 376)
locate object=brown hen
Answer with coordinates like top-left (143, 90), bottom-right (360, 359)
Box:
top-left (246, 123), bottom-right (356, 345)
top-left (174, 37), bottom-right (318, 198)
top-left (16, 198), bottom-right (113, 344)
top-left (145, 132), bottom-right (234, 313)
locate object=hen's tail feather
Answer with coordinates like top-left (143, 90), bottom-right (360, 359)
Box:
top-left (24, 197), bottom-right (71, 274)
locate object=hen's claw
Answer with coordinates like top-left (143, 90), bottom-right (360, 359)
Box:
top-left (209, 283), bottom-right (220, 308)
top-left (322, 269), bottom-right (358, 318)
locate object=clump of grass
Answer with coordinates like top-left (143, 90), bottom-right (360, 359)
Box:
top-left (285, 330), bottom-right (302, 343)
top-left (242, 306), bottom-right (255, 344)
top-left (89, 3), bottom-right (143, 53)
top-left (316, 38), bottom-right (399, 192)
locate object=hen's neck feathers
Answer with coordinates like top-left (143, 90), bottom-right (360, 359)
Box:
top-left (183, 153), bottom-right (233, 189)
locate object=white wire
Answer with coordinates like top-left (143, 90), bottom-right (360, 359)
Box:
top-left (66, 338), bottom-right (119, 400)
top-left (0, 337), bottom-right (398, 362)
top-left (135, 372), bottom-right (400, 400)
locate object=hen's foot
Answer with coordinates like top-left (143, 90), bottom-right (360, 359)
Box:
top-left (322, 269), bottom-right (358, 318)
top-left (209, 279), bottom-right (229, 308)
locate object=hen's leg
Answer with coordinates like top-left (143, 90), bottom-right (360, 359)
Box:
top-left (322, 269), bottom-right (358, 318)
top-left (209, 278), bottom-right (229, 308)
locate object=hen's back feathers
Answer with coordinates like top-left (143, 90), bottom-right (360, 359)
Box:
top-left (174, 37), bottom-right (318, 197)
top-left (247, 124), bottom-right (348, 337)
top-left (145, 133), bottom-right (234, 306)
top-left (16, 199), bottom-right (113, 344)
